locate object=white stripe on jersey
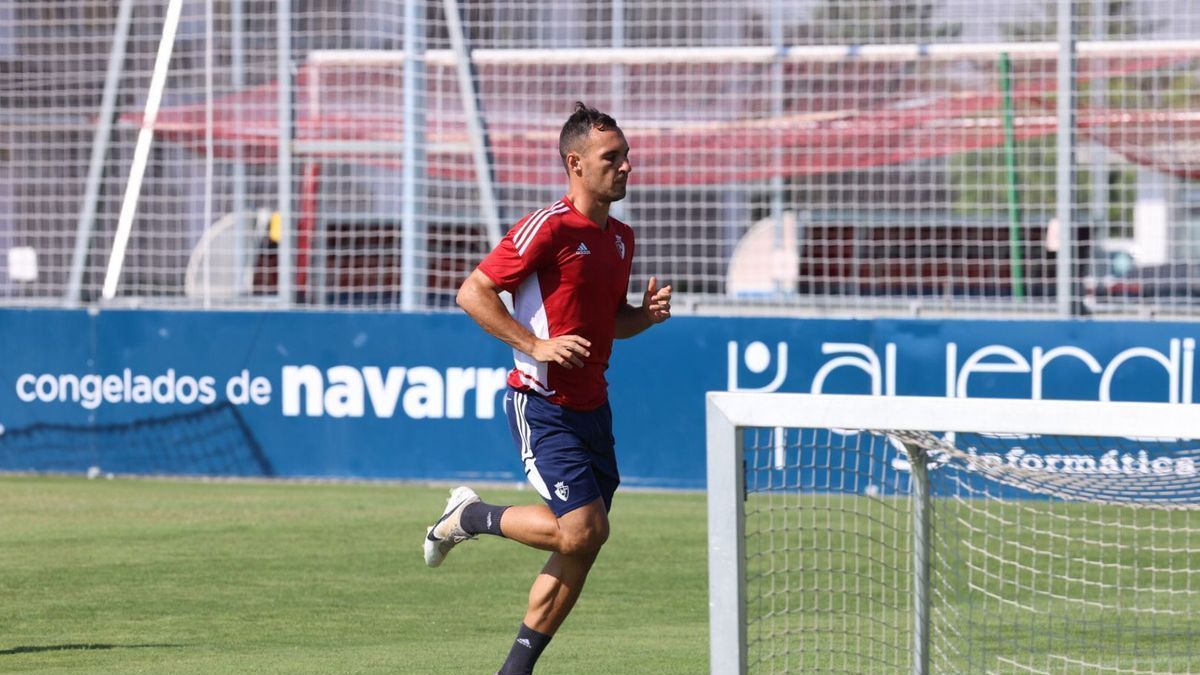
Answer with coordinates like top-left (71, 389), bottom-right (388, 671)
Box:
top-left (514, 202), bottom-right (567, 256)
top-left (511, 272), bottom-right (555, 398)
top-left (514, 203), bottom-right (566, 255)
top-left (510, 204), bottom-right (546, 245)
top-left (512, 200), bottom-right (565, 248)
top-left (509, 210), bottom-right (543, 250)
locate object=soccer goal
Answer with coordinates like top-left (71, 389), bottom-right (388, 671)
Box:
top-left (706, 393), bottom-right (1200, 674)
top-left (0, 401), bottom-right (273, 478)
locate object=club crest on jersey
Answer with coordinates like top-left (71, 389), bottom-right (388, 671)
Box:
top-left (554, 481), bottom-right (570, 501)
top-left (614, 234), bottom-right (626, 260)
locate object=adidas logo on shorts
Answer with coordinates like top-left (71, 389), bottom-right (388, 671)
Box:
top-left (575, 242), bottom-right (591, 256)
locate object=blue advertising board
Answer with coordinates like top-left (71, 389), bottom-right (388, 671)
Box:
top-left (1, 309), bottom-right (1197, 490)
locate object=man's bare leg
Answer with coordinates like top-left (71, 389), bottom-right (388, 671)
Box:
top-left (499, 498), bottom-right (608, 552)
top-left (502, 500), bottom-right (608, 629)
top-left (495, 499), bottom-right (609, 673)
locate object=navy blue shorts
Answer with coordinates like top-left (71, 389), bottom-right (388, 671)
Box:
top-left (503, 386), bottom-right (620, 517)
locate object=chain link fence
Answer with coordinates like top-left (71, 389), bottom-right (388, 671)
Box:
top-left (2, 0), bottom-right (1199, 317)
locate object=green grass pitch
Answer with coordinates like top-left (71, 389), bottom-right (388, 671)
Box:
top-left (7, 476), bottom-right (1193, 673)
top-left (0, 477), bottom-right (709, 674)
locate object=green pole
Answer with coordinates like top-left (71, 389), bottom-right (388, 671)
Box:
top-left (999, 52), bottom-right (1026, 300)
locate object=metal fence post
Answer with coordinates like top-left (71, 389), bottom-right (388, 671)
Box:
top-left (909, 443), bottom-right (931, 675)
top-left (400, 0), bottom-right (428, 311)
top-left (277, 0), bottom-right (294, 304)
top-left (1056, 0), bottom-right (1077, 316)
top-left (68, 0), bottom-right (135, 305)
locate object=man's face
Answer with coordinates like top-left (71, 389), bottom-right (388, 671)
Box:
top-left (569, 127), bottom-right (631, 203)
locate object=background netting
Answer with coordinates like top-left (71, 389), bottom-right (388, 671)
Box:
top-left (0, 402), bottom-right (273, 477)
top-left (3, 1), bottom-right (1200, 316)
top-left (742, 426), bottom-right (1200, 673)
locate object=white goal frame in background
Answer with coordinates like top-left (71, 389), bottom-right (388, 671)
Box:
top-left (706, 392), bottom-right (1200, 675)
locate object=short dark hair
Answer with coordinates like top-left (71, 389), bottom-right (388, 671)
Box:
top-left (558, 101), bottom-right (619, 169)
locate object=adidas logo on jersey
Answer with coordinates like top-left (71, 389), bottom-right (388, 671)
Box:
top-left (575, 242), bottom-right (591, 256)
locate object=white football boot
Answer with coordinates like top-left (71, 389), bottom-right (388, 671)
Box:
top-left (423, 486), bottom-right (480, 567)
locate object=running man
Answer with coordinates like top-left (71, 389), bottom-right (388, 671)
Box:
top-left (423, 102), bottom-right (671, 674)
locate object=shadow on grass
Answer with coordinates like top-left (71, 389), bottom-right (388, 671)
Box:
top-left (0, 643), bottom-right (181, 655)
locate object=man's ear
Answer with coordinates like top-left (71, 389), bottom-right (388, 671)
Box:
top-left (566, 151), bottom-right (582, 176)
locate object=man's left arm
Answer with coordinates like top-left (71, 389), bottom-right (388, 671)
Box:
top-left (615, 276), bottom-right (672, 339)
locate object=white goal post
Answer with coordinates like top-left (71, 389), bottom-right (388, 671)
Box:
top-left (707, 393), bottom-right (1200, 675)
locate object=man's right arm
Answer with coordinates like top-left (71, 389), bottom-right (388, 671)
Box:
top-left (456, 269), bottom-right (592, 369)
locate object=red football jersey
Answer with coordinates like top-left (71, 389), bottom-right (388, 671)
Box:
top-left (476, 197), bottom-right (635, 410)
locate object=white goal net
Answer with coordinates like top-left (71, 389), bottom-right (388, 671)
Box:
top-left (706, 393), bottom-right (1200, 674)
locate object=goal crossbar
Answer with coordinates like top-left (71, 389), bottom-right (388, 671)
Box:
top-left (708, 393), bottom-right (1200, 440)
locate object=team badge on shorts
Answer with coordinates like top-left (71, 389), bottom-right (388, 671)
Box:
top-left (614, 234), bottom-right (625, 260)
top-left (554, 481), bottom-right (570, 501)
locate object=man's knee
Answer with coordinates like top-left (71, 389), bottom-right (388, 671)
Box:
top-left (561, 524), bottom-right (607, 556)
top-left (557, 505), bottom-right (609, 556)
